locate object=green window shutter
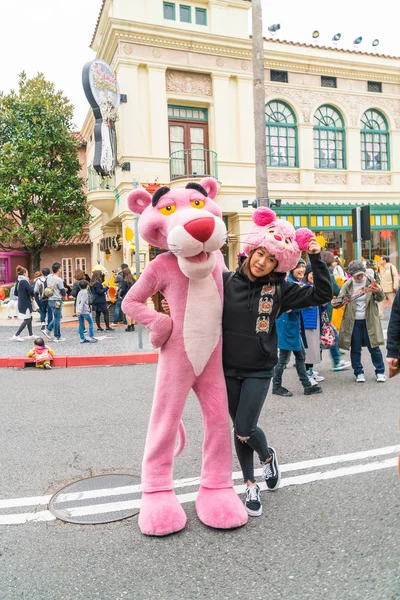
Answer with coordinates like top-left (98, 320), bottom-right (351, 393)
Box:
top-left (179, 4), bottom-right (191, 22)
top-left (313, 105), bottom-right (346, 169)
top-left (360, 109), bottom-right (389, 171)
top-left (195, 7), bottom-right (207, 25)
top-left (163, 2), bottom-right (176, 20)
top-left (265, 100), bottom-right (298, 168)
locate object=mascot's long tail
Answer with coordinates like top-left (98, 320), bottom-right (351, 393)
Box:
top-left (174, 420), bottom-right (187, 457)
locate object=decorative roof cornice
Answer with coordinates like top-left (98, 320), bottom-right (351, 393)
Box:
top-left (95, 19), bottom-right (400, 84)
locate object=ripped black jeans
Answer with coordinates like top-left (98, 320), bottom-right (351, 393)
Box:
top-left (225, 373), bottom-right (272, 483)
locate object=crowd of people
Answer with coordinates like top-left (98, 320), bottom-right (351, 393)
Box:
top-left (3, 261), bottom-right (136, 346)
top-left (160, 244), bottom-right (399, 517)
top-left (219, 248), bottom-right (399, 516)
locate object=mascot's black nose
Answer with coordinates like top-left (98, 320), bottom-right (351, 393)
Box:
top-left (184, 218), bottom-right (215, 243)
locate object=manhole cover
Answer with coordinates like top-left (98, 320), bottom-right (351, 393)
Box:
top-left (48, 474), bottom-right (141, 524)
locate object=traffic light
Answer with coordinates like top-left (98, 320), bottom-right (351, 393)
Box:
top-left (352, 205), bottom-right (371, 242)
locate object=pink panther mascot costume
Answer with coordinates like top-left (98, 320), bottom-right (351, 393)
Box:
top-left (122, 177), bottom-right (248, 536)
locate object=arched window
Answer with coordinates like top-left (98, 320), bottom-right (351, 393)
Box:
top-left (361, 109), bottom-right (389, 170)
top-left (313, 105), bottom-right (345, 169)
top-left (265, 101), bottom-right (297, 167)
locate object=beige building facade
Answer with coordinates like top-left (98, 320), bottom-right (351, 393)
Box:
top-left (82, 0), bottom-right (400, 273)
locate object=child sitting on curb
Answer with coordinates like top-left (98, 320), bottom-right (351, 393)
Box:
top-left (76, 280), bottom-right (98, 344)
top-left (27, 337), bottom-right (54, 370)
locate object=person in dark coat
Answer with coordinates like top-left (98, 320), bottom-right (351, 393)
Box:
top-left (222, 216), bottom-right (332, 517)
top-left (12, 266), bottom-right (35, 341)
top-left (386, 288), bottom-right (400, 369)
top-left (272, 258), bottom-right (322, 396)
top-left (90, 270), bottom-right (115, 332)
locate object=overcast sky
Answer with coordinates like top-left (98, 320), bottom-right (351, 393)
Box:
top-left (1, 0), bottom-right (399, 131)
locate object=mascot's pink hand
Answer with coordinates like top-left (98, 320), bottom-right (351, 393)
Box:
top-left (150, 313), bottom-right (173, 348)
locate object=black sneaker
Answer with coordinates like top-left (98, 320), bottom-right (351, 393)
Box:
top-left (244, 484), bottom-right (262, 517)
top-left (272, 386), bottom-right (293, 397)
top-left (304, 385), bottom-right (323, 395)
top-left (263, 447), bottom-right (281, 491)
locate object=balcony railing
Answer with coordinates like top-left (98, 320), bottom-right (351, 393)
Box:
top-left (170, 149), bottom-right (218, 181)
top-left (87, 167), bottom-right (116, 192)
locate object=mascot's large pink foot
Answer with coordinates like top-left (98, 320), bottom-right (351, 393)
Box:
top-left (196, 486), bottom-right (248, 529)
top-left (138, 491), bottom-right (187, 536)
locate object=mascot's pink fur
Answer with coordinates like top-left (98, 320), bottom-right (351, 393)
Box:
top-left (122, 177), bottom-right (248, 536)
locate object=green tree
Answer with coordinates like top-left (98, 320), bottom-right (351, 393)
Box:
top-left (0, 72), bottom-right (90, 271)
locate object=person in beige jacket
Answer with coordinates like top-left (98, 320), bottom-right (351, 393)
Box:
top-left (378, 256), bottom-right (399, 317)
top-left (337, 260), bottom-right (386, 383)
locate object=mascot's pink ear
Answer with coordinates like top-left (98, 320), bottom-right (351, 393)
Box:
top-left (295, 228), bottom-right (314, 251)
top-left (199, 177), bottom-right (218, 200)
top-left (252, 207), bottom-right (276, 226)
top-left (127, 189), bottom-right (152, 214)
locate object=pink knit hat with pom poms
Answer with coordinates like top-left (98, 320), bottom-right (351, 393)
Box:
top-left (243, 207), bottom-right (315, 273)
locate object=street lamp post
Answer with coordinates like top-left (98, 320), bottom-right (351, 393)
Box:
top-left (252, 0), bottom-right (269, 208)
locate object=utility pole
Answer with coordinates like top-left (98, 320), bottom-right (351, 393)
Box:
top-left (251, 0), bottom-right (269, 207)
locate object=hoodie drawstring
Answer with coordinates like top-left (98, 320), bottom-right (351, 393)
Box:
top-left (246, 283), bottom-right (257, 312)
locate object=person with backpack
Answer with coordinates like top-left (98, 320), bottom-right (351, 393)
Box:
top-left (272, 258), bottom-right (323, 397)
top-left (70, 269), bottom-right (86, 315)
top-left (11, 266), bottom-right (36, 341)
top-left (34, 267), bottom-right (51, 329)
top-left (76, 280), bottom-right (97, 344)
top-left (42, 262), bottom-right (67, 343)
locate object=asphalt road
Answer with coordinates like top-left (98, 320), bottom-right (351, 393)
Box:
top-left (0, 352), bottom-right (399, 600)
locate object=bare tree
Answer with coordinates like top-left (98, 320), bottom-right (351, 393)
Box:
top-left (251, 0), bottom-right (269, 207)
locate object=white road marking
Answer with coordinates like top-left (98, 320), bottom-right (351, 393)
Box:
top-left (0, 446), bottom-right (398, 526)
top-left (0, 456), bottom-right (396, 526)
top-left (1, 444), bottom-right (398, 511)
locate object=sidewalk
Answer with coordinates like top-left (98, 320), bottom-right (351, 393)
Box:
top-left (0, 301), bottom-right (392, 368)
top-left (0, 318), bottom-right (158, 368)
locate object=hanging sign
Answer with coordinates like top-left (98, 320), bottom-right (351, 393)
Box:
top-left (100, 234), bottom-right (122, 253)
top-left (82, 59), bottom-right (120, 177)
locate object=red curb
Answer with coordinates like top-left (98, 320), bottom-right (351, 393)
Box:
top-left (66, 353), bottom-right (158, 367)
top-left (2, 352), bottom-right (158, 369)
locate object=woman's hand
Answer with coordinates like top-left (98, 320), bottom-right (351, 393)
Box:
top-left (161, 299), bottom-right (170, 315)
top-left (386, 357), bottom-right (398, 367)
top-left (308, 237), bottom-right (321, 254)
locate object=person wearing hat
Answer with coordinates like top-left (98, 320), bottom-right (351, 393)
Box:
top-left (336, 260), bottom-right (385, 382)
top-left (273, 258), bottom-right (323, 396)
top-left (222, 207), bottom-right (332, 517)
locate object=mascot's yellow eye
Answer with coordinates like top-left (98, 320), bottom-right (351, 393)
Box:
top-left (190, 199), bottom-right (205, 209)
top-left (159, 205), bottom-right (176, 216)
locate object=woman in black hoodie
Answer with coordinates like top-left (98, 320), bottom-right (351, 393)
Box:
top-left (222, 212), bottom-right (332, 518)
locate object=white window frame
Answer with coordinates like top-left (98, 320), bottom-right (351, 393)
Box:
top-left (62, 258), bottom-right (73, 286)
top-left (75, 257), bottom-right (87, 274)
